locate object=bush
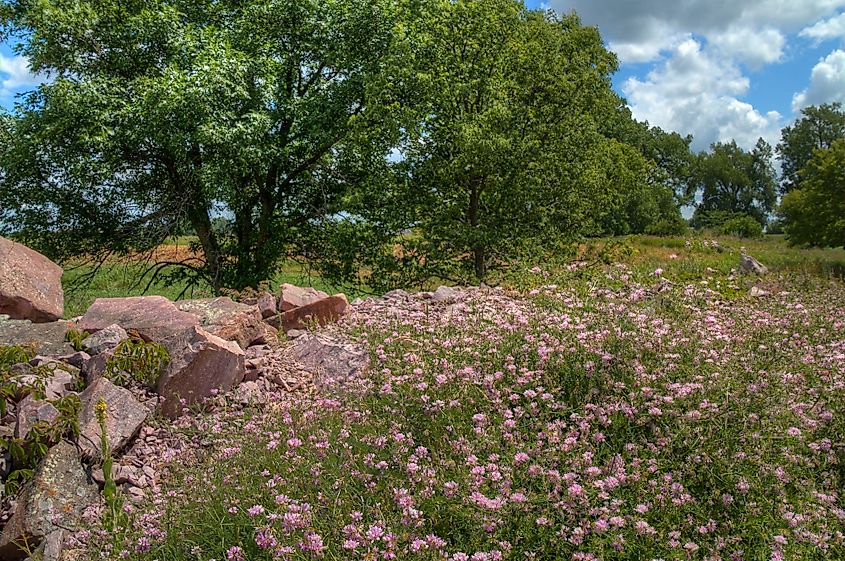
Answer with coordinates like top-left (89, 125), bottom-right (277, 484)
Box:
top-left (644, 216), bottom-right (688, 236)
top-left (717, 215), bottom-right (764, 238)
top-left (104, 338), bottom-right (170, 388)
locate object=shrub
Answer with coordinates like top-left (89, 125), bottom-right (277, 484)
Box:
top-left (104, 338), bottom-right (170, 388)
top-left (644, 216), bottom-right (688, 236)
top-left (717, 215), bottom-right (764, 238)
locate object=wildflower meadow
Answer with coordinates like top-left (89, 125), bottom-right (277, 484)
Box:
top-left (79, 238), bottom-right (845, 561)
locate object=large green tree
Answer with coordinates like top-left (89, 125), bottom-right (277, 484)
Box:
top-left (0, 0), bottom-right (407, 291)
top-left (779, 139), bottom-right (845, 248)
top-left (691, 138), bottom-right (777, 227)
top-left (776, 102), bottom-right (845, 195)
top-left (606, 108), bottom-right (696, 206)
top-left (323, 2), bottom-right (668, 287)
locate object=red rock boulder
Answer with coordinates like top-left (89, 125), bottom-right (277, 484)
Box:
top-left (0, 441), bottom-right (98, 561)
top-left (278, 283), bottom-right (328, 312)
top-left (77, 378), bottom-right (149, 459)
top-left (0, 237), bottom-right (64, 323)
top-left (156, 326), bottom-right (245, 418)
top-left (281, 294), bottom-right (349, 332)
top-left (176, 297), bottom-right (265, 350)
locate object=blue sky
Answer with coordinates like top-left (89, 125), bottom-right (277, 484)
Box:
top-left (533, 0), bottom-right (845, 151)
top-left (2, 1), bottom-right (844, 152)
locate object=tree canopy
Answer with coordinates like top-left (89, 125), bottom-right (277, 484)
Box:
top-left (779, 139), bottom-right (845, 248)
top-left (1, 0), bottom-right (694, 291)
top-left (776, 102), bottom-right (845, 196)
top-left (690, 138), bottom-right (777, 228)
top-left (1, 0), bottom-right (409, 291)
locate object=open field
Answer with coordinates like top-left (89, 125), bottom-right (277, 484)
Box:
top-left (65, 232), bottom-right (845, 560)
top-left (61, 234), bottom-right (845, 318)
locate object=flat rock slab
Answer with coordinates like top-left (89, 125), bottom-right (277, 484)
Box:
top-left (0, 441), bottom-right (98, 561)
top-left (430, 285), bottom-right (459, 303)
top-left (176, 297), bottom-right (264, 351)
top-left (77, 378), bottom-right (148, 459)
top-left (0, 237), bottom-right (64, 323)
top-left (292, 334), bottom-right (369, 390)
top-left (0, 318), bottom-right (74, 357)
top-left (279, 284), bottom-right (328, 312)
top-left (79, 296), bottom-right (199, 343)
top-left (281, 294), bottom-right (349, 332)
top-left (157, 326), bottom-right (245, 418)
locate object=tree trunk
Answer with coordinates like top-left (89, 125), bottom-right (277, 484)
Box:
top-left (187, 203), bottom-right (224, 293)
top-left (469, 180), bottom-right (486, 281)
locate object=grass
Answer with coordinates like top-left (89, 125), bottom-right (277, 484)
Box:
top-left (61, 232), bottom-right (845, 318)
top-left (61, 260), bottom-right (351, 318)
top-left (75, 231), bottom-right (845, 560)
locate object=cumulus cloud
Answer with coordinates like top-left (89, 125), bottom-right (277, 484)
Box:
top-left (553, 0), bottom-right (845, 62)
top-left (708, 26), bottom-right (786, 67)
top-left (545, 1), bottom-right (845, 148)
top-left (792, 49), bottom-right (845, 110)
top-left (800, 12), bottom-right (845, 42)
top-left (0, 53), bottom-right (46, 96)
top-left (623, 38), bottom-right (782, 151)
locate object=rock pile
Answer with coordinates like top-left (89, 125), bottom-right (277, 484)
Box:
top-left (0, 237), bottom-right (360, 560)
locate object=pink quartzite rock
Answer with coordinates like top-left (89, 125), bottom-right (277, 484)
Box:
top-left (0, 441), bottom-right (98, 561)
top-left (14, 395), bottom-right (60, 440)
top-left (0, 237), bottom-right (64, 323)
top-left (281, 294), bottom-right (349, 332)
top-left (278, 283), bottom-right (329, 312)
top-left (156, 326), bottom-right (245, 418)
top-left (176, 297), bottom-right (265, 351)
top-left (79, 296), bottom-right (199, 343)
top-left (257, 291), bottom-right (278, 319)
top-left (0, 319), bottom-right (74, 357)
top-left (81, 323), bottom-right (128, 355)
top-left (292, 333), bottom-right (369, 390)
top-left (77, 377), bottom-right (148, 459)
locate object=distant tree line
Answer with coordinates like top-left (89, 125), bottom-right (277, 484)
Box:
top-left (0, 0), bottom-right (841, 292)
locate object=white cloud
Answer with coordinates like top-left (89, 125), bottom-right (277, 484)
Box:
top-left (0, 53), bottom-right (46, 96)
top-left (708, 26), bottom-right (786, 67)
top-left (800, 12), bottom-right (845, 42)
top-left (623, 38), bottom-right (782, 151)
top-left (545, 1), bottom-right (845, 148)
top-left (792, 49), bottom-right (845, 110)
top-left (552, 0), bottom-right (845, 62)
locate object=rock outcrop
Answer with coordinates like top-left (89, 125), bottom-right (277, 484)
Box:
top-left (14, 396), bottom-right (59, 440)
top-left (0, 266), bottom-right (363, 552)
top-left (0, 237), bottom-right (64, 323)
top-left (292, 333), bottom-right (369, 389)
top-left (739, 254), bottom-right (769, 275)
top-left (176, 297), bottom-right (265, 350)
top-left (278, 284), bottom-right (329, 312)
top-left (81, 324), bottom-right (128, 356)
top-left (0, 319), bottom-right (74, 357)
top-left (281, 294), bottom-right (349, 332)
